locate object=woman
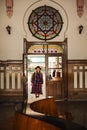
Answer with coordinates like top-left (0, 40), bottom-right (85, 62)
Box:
top-left (31, 66), bottom-right (43, 98)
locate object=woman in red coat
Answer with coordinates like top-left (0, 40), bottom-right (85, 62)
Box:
top-left (31, 66), bottom-right (43, 98)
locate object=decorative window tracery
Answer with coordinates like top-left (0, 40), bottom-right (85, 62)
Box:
top-left (28, 5), bottom-right (63, 41)
top-left (28, 44), bottom-right (63, 54)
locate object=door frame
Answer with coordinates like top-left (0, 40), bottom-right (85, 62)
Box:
top-left (23, 38), bottom-right (68, 100)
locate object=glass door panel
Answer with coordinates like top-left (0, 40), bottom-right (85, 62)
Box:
top-left (46, 55), bottom-right (63, 99)
top-left (48, 56), bottom-right (62, 80)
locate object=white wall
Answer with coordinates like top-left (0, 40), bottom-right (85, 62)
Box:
top-left (0, 0), bottom-right (87, 60)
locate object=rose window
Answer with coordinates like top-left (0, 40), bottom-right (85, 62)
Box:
top-left (28, 5), bottom-right (63, 41)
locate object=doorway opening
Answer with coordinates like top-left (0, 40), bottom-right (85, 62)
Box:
top-left (27, 55), bottom-right (46, 103)
top-left (23, 39), bottom-right (68, 102)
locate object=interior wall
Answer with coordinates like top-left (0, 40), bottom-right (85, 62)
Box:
top-left (0, 0), bottom-right (87, 60)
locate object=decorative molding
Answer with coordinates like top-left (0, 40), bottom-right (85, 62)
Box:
top-left (6, 0), bottom-right (13, 18)
top-left (28, 5), bottom-right (63, 41)
top-left (77, 0), bottom-right (84, 17)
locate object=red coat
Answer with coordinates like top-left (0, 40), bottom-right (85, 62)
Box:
top-left (31, 72), bottom-right (43, 94)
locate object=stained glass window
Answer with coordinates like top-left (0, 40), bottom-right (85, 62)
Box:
top-left (28, 5), bottom-right (63, 41)
top-left (28, 44), bottom-right (63, 54)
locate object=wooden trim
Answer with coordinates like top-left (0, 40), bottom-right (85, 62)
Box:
top-left (0, 60), bottom-right (24, 102)
top-left (68, 59), bottom-right (87, 64)
top-left (68, 59), bottom-right (87, 100)
top-left (23, 38), bottom-right (68, 100)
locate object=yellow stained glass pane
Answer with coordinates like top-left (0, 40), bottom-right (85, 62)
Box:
top-left (28, 45), bottom-right (63, 53)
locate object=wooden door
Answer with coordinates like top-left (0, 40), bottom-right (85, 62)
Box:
top-left (23, 38), bottom-right (68, 101)
top-left (46, 55), bottom-right (64, 100)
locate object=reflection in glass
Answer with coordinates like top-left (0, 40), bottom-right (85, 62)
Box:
top-left (48, 56), bottom-right (62, 68)
top-left (48, 56), bottom-right (62, 80)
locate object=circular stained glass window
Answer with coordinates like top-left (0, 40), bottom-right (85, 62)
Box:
top-left (28, 5), bottom-right (63, 41)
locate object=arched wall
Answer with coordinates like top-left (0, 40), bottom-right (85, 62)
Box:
top-left (23, 0), bottom-right (68, 42)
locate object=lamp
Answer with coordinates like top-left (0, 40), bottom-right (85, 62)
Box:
top-left (6, 25), bottom-right (11, 34)
top-left (78, 25), bottom-right (83, 34)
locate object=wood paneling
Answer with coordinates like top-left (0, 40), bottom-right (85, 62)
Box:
top-left (68, 60), bottom-right (87, 100)
top-left (0, 60), bottom-right (23, 103)
top-left (46, 80), bottom-right (63, 100)
top-left (0, 58), bottom-right (87, 103)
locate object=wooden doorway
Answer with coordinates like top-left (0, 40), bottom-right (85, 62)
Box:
top-left (23, 38), bottom-right (68, 101)
top-left (23, 54), bottom-right (46, 103)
